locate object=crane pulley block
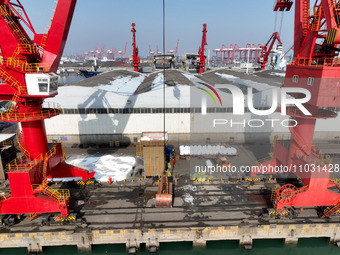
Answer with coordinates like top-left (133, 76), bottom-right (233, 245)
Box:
top-left (273, 0), bottom-right (293, 11)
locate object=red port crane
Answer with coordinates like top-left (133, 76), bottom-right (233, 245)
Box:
top-left (0, 0), bottom-right (93, 217)
top-left (198, 24), bottom-right (207, 73)
top-left (258, 32), bottom-right (283, 70)
top-left (131, 23), bottom-right (140, 72)
top-left (252, 0), bottom-right (340, 217)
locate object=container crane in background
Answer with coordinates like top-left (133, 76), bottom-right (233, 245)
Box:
top-left (149, 45), bottom-right (154, 57)
top-left (106, 48), bottom-right (118, 59)
top-left (89, 44), bottom-right (105, 59)
top-left (252, 0), bottom-right (340, 217)
top-left (156, 45), bottom-right (162, 55)
top-left (213, 44), bottom-right (225, 60)
top-left (0, 0), bottom-right (93, 217)
top-left (231, 44), bottom-right (239, 62)
top-left (99, 44), bottom-right (105, 59)
top-left (198, 24), bottom-right (207, 73)
top-left (131, 23), bottom-right (140, 72)
top-left (167, 40), bottom-right (179, 57)
top-left (118, 42), bottom-right (127, 58)
top-left (258, 32), bottom-right (283, 70)
top-left (90, 44), bottom-right (99, 58)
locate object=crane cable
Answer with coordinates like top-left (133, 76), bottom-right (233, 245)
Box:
top-left (274, 11), bottom-right (278, 32)
top-left (279, 11), bottom-right (285, 35)
top-left (163, 0), bottom-right (166, 150)
top-left (273, 1), bottom-right (285, 35)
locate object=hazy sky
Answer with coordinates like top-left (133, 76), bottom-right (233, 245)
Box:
top-left (20, 0), bottom-right (294, 57)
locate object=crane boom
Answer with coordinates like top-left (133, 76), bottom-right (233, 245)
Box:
top-left (258, 32), bottom-right (282, 70)
top-left (40, 0), bottom-right (77, 72)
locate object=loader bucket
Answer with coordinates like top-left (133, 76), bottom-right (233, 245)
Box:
top-left (155, 172), bottom-right (173, 208)
top-left (155, 194), bottom-right (173, 208)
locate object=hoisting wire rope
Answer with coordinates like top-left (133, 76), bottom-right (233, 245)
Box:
top-left (163, 0), bottom-right (166, 151)
top-left (279, 11), bottom-right (285, 35)
top-left (274, 11), bottom-right (278, 32)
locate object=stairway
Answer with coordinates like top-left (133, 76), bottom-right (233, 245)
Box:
top-left (41, 0), bottom-right (59, 47)
top-left (322, 198), bottom-right (340, 217)
top-left (289, 126), bottom-right (310, 155)
top-left (0, 67), bottom-right (27, 94)
top-left (16, 129), bottom-right (31, 159)
top-left (271, 186), bottom-right (279, 205)
top-left (0, 5), bottom-right (31, 46)
top-left (330, 178), bottom-right (340, 189)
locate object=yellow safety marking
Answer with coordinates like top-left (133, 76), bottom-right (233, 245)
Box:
top-left (58, 232), bottom-right (66, 236)
top-left (277, 225), bottom-right (283, 229)
top-left (217, 226), bottom-right (225, 231)
top-left (326, 28), bottom-right (338, 44)
top-left (43, 233), bottom-right (52, 237)
top-left (93, 230), bottom-right (100, 235)
top-left (106, 230), bottom-right (113, 235)
top-left (176, 229), bottom-right (182, 232)
top-left (15, 234), bottom-right (23, 238)
top-left (163, 229), bottom-right (170, 233)
top-left (315, 224), bottom-right (322, 228)
top-left (289, 225), bottom-right (296, 229)
top-left (120, 230), bottom-right (128, 234)
top-left (134, 230), bottom-right (141, 234)
top-left (303, 224), bottom-right (309, 229)
top-left (0, 234), bottom-right (8, 239)
top-left (203, 227), bottom-right (211, 232)
top-left (230, 226), bottom-right (238, 230)
top-left (29, 233), bottom-right (37, 237)
top-left (148, 229), bottom-right (156, 233)
top-left (329, 224), bottom-right (336, 228)
top-left (263, 225), bottom-right (270, 229)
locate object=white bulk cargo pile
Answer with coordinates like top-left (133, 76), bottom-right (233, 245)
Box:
top-left (179, 145), bottom-right (237, 156)
top-left (53, 154), bottom-right (137, 182)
